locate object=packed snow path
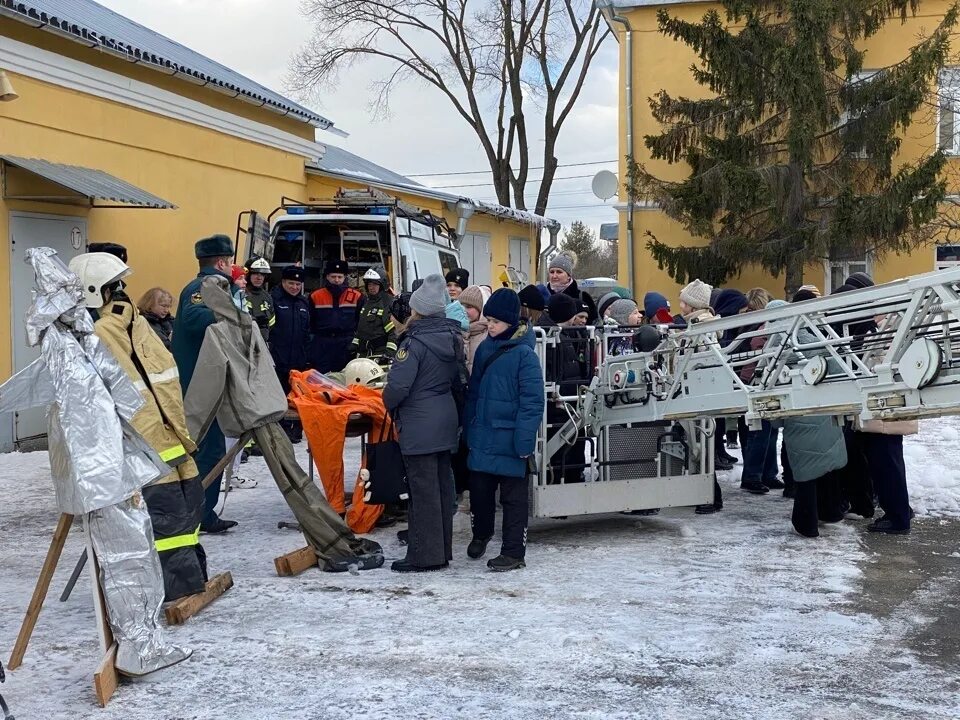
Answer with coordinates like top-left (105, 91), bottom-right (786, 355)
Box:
top-left (1, 422), bottom-right (959, 719)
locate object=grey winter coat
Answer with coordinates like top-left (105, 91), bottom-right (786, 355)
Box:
top-left (383, 315), bottom-right (463, 456)
top-left (184, 276), bottom-right (288, 442)
top-left (768, 324), bottom-right (847, 482)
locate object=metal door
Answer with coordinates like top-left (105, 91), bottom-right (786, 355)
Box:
top-left (459, 232), bottom-right (491, 286)
top-left (8, 213), bottom-right (87, 444)
top-left (509, 236), bottom-right (531, 283)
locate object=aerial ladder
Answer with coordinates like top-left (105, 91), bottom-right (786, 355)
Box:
top-left (530, 267), bottom-right (960, 518)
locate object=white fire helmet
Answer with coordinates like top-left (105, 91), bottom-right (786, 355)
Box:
top-left (68, 252), bottom-right (132, 309)
top-left (362, 267), bottom-right (386, 284)
top-left (247, 256), bottom-right (271, 274)
top-left (343, 358), bottom-right (386, 386)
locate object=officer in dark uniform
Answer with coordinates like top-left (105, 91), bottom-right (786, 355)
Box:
top-left (243, 256), bottom-right (276, 341)
top-left (171, 234), bottom-right (238, 534)
top-left (445, 268), bottom-right (469, 301)
top-left (352, 266), bottom-right (398, 360)
top-left (308, 259), bottom-right (363, 373)
top-left (270, 265), bottom-right (311, 442)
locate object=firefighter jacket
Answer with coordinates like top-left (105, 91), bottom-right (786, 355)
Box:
top-left (184, 277), bottom-right (289, 442)
top-left (95, 299), bottom-right (198, 484)
top-left (244, 285), bottom-right (276, 341)
top-left (352, 289), bottom-right (398, 358)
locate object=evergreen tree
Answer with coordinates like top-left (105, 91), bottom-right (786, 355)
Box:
top-left (562, 221), bottom-right (600, 264)
top-left (627, 0), bottom-right (958, 294)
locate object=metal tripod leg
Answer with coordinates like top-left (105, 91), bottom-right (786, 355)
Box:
top-left (59, 548), bottom-right (88, 602)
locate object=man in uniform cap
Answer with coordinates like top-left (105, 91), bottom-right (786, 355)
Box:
top-left (171, 234), bottom-right (239, 534)
top-left (308, 259), bottom-right (364, 373)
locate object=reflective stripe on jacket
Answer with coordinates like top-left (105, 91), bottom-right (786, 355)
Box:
top-left (95, 299), bottom-right (198, 484)
top-left (353, 290), bottom-right (398, 358)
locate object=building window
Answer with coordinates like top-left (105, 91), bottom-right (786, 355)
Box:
top-left (825, 254), bottom-right (871, 293)
top-left (936, 244), bottom-right (960, 270)
top-left (939, 69), bottom-right (960, 155)
top-left (840, 71), bottom-right (877, 159)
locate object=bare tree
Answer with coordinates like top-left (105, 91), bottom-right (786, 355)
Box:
top-left (291, 0), bottom-right (610, 216)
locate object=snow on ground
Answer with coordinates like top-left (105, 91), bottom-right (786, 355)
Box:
top-left (1, 427), bottom-right (959, 719)
top-left (904, 419), bottom-right (960, 517)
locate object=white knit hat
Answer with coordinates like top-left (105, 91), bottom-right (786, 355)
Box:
top-left (679, 279), bottom-right (713, 310)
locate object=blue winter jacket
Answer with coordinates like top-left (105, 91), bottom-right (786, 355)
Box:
top-left (171, 266), bottom-right (233, 390)
top-left (269, 285), bottom-right (311, 371)
top-left (465, 324), bottom-right (545, 478)
top-left (383, 315), bottom-right (464, 456)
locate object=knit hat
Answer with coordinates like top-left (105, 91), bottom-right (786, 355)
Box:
top-left (195, 234), bottom-right (234, 259)
top-left (458, 285), bottom-right (485, 313)
top-left (324, 259), bottom-right (349, 276)
top-left (518, 284), bottom-right (545, 311)
top-left (548, 251), bottom-right (576, 277)
top-left (282, 265), bottom-right (304, 282)
top-left (483, 288), bottom-right (521, 326)
top-left (445, 268), bottom-right (470, 290)
top-left (547, 293), bottom-right (579, 324)
top-left (230, 265), bottom-right (246, 283)
top-left (766, 299), bottom-right (789, 310)
top-left (409, 273), bottom-right (449, 317)
top-left (845, 272), bottom-right (874, 289)
top-left (712, 288), bottom-right (748, 318)
top-left (679, 279), bottom-right (712, 310)
top-left (798, 284), bottom-right (821, 297)
top-left (643, 291), bottom-right (670, 319)
top-left (609, 298), bottom-right (640, 326)
top-left (597, 291), bottom-right (621, 319)
top-left (792, 288), bottom-right (817, 302)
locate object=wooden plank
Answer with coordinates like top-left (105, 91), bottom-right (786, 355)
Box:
top-left (163, 572), bottom-right (233, 625)
top-left (274, 546), bottom-right (318, 577)
top-left (201, 432), bottom-right (252, 490)
top-left (93, 642), bottom-right (118, 708)
top-left (8, 513), bottom-right (74, 670)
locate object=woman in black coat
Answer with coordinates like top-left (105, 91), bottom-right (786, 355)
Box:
top-left (137, 287), bottom-right (175, 351)
top-left (543, 251), bottom-right (598, 324)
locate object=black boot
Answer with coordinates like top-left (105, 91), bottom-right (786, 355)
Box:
top-left (740, 480), bottom-right (770, 495)
top-left (487, 555), bottom-right (525, 571)
top-left (791, 481), bottom-right (819, 538)
top-left (467, 536), bottom-right (492, 559)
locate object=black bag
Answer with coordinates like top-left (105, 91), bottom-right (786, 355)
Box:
top-left (363, 415), bottom-right (409, 505)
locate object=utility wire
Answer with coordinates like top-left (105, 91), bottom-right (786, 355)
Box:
top-left (429, 173), bottom-right (599, 189)
top-left (406, 158), bottom-right (617, 177)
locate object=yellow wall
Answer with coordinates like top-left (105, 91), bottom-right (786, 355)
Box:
top-left (0, 68), bottom-right (310, 382)
top-left (305, 174), bottom-right (542, 285)
top-left (615, 0), bottom-right (956, 304)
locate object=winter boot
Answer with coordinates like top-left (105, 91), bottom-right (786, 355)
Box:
top-left (867, 517), bottom-right (910, 535)
top-left (487, 555), bottom-right (525, 572)
top-left (740, 480), bottom-right (770, 495)
top-left (791, 481), bottom-right (819, 538)
top-left (390, 559), bottom-right (449, 573)
top-left (467, 536), bottom-right (492, 559)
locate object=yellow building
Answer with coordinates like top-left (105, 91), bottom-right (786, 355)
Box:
top-left (602, 0), bottom-right (960, 301)
top-left (0, 0), bottom-right (555, 449)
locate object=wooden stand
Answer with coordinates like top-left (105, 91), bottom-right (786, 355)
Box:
top-left (274, 546), bottom-right (318, 577)
top-left (163, 572), bottom-right (234, 626)
top-left (7, 513), bottom-right (120, 706)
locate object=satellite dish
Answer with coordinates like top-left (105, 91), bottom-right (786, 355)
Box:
top-left (591, 170), bottom-right (619, 201)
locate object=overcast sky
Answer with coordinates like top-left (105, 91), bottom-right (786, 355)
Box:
top-left (96, 0), bottom-right (621, 234)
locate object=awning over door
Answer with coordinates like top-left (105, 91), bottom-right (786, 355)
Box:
top-left (1, 155), bottom-right (176, 209)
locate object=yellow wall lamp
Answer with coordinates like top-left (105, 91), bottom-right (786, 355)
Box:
top-left (0, 70), bottom-right (19, 102)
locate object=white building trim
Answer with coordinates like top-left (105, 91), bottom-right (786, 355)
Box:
top-left (0, 37), bottom-right (325, 162)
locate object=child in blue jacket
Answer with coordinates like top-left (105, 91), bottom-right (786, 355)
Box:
top-left (465, 289), bottom-right (545, 571)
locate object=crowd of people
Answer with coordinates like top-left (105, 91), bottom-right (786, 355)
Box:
top-left (97, 237), bottom-right (915, 575)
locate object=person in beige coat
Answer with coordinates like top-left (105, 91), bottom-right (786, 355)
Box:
top-left (459, 285), bottom-right (488, 373)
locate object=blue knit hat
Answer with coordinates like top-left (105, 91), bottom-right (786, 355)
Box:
top-left (643, 291), bottom-right (670, 318)
top-left (483, 288), bottom-right (520, 326)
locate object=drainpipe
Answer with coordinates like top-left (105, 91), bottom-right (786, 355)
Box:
top-left (538, 220), bottom-right (561, 283)
top-left (453, 199), bottom-right (476, 251)
top-left (600, 3), bottom-right (635, 293)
